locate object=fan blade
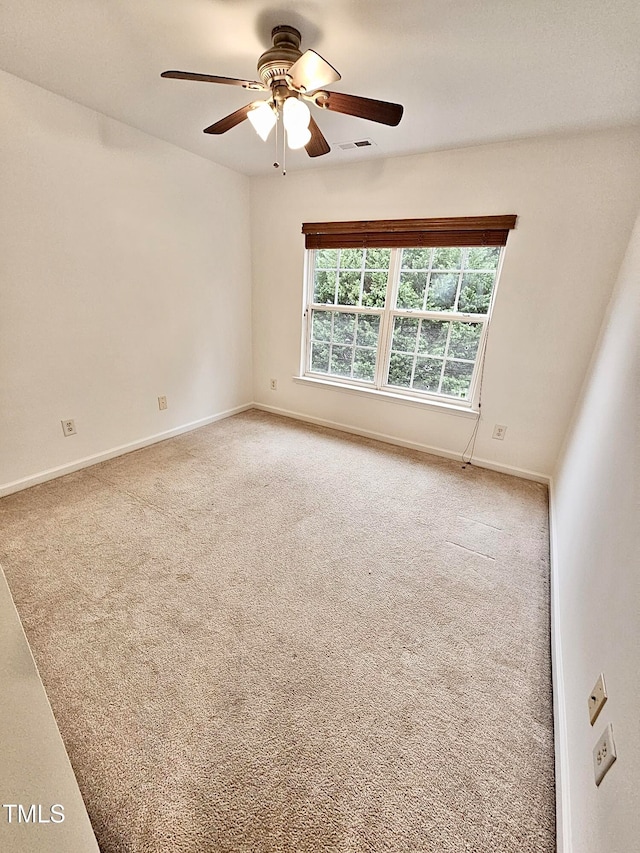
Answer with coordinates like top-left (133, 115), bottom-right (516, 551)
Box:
top-left (203, 104), bottom-right (254, 135)
top-left (314, 91), bottom-right (403, 126)
top-left (305, 116), bottom-right (331, 158)
top-left (161, 70), bottom-right (264, 90)
top-left (287, 50), bottom-right (341, 93)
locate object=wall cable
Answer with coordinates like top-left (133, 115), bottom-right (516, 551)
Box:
top-left (461, 329), bottom-right (490, 468)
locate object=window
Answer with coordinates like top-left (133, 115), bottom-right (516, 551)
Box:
top-left (301, 216), bottom-right (516, 408)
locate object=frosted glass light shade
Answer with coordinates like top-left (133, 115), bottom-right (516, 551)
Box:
top-left (248, 101), bottom-right (276, 141)
top-left (283, 97), bottom-right (311, 150)
top-left (282, 97), bottom-right (311, 133)
top-left (286, 126), bottom-right (312, 150)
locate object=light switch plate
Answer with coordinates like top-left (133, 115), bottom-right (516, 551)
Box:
top-left (593, 723), bottom-right (617, 786)
top-left (588, 673), bottom-right (608, 726)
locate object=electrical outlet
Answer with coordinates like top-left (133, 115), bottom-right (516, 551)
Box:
top-left (588, 673), bottom-right (608, 726)
top-left (270, 379), bottom-right (278, 391)
top-left (492, 424), bottom-right (507, 440)
top-left (593, 723), bottom-right (617, 786)
top-left (61, 419), bottom-right (76, 436)
top-left (158, 396), bottom-right (167, 411)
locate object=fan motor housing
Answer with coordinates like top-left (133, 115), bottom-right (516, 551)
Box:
top-left (257, 25), bottom-right (302, 87)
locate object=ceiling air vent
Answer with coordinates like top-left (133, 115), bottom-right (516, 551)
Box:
top-left (336, 138), bottom-right (376, 151)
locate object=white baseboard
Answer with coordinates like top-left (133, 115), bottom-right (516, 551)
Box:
top-left (548, 478), bottom-right (572, 853)
top-left (2, 401), bottom-right (549, 498)
top-left (0, 403), bottom-right (252, 497)
top-left (253, 402), bottom-right (550, 484)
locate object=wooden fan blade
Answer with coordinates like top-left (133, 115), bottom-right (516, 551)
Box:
top-left (314, 91), bottom-right (403, 126)
top-left (161, 70), bottom-right (265, 90)
top-left (288, 50), bottom-right (341, 93)
top-left (203, 103), bottom-right (253, 135)
top-left (305, 116), bottom-right (331, 158)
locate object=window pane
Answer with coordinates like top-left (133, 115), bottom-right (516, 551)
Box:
top-left (333, 312), bottom-right (356, 344)
top-left (355, 314), bottom-right (380, 347)
top-left (467, 246), bottom-right (500, 270)
top-left (426, 272), bottom-right (458, 311)
top-left (313, 269), bottom-right (337, 304)
top-left (458, 272), bottom-right (495, 314)
top-left (397, 271), bottom-right (427, 309)
top-left (448, 322), bottom-right (482, 359)
top-left (310, 342), bottom-right (330, 373)
top-left (316, 249), bottom-right (338, 269)
top-left (413, 357), bottom-right (442, 392)
top-left (388, 353), bottom-right (414, 387)
top-left (330, 344), bottom-right (353, 377)
top-left (311, 310), bottom-right (332, 342)
top-left (418, 320), bottom-right (449, 356)
top-left (364, 248), bottom-right (391, 270)
top-left (400, 248), bottom-right (431, 270)
top-left (432, 247), bottom-right (462, 270)
top-left (362, 271), bottom-right (387, 308)
top-left (353, 348), bottom-right (376, 381)
top-left (441, 361), bottom-right (474, 398)
top-left (392, 316), bottom-right (419, 353)
top-left (337, 271), bottom-right (361, 305)
top-left (339, 248), bottom-right (364, 269)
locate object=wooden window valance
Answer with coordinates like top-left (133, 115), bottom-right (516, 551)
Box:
top-left (302, 215), bottom-right (517, 249)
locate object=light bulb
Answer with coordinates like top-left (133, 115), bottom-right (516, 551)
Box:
top-left (286, 126), bottom-right (312, 150)
top-left (248, 101), bottom-right (276, 141)
top-left (282, 97), bottom-right (311, 133)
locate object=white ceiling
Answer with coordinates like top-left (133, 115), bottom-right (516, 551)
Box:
top-left (1, 0), bottom-right (639, 176)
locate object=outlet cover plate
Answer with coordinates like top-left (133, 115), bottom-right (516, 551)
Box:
top-left (158, 396), bottom-right (167, 411)
top-left (61, 419), bottom-right (76, 436)
top-left (588, 673), bottom-right (608, 726)
top-left (593, 723), bottom-right (617, 786)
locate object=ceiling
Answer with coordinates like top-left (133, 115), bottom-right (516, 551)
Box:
top-left (1, 0), bottom-right (639, 176)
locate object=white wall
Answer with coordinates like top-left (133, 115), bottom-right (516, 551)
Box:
top-left (552, 210), bottom-right (640, 852)
top-left (0, 70), bottom-right (253, 492)
top-left (250, 128), bottom-right (640, 479)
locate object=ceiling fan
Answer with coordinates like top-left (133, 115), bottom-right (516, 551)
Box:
top-left (161, 25), bottom-right (403, 168)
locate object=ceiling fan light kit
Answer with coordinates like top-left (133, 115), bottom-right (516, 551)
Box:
top-left (161, 24), bottom-right (404, 172)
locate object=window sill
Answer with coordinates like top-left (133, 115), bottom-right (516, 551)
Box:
top-left (293, 375), bottom-right (479, 419)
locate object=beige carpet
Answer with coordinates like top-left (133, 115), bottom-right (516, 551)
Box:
top-left (0, 411), bottom-right (555, 852)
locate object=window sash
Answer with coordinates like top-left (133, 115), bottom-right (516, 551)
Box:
top-left (382, 315), bottom-right (488, 401)
top-left (308, 308), bottom-right (384, 384)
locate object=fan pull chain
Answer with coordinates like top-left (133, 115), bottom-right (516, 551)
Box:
top-left (273, 111), bottom-right (280, 171)
top-left (283, 126), bottom-right (287, 176)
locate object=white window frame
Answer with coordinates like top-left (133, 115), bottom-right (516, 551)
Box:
top-left (299, 245), bottom-right (506, 412)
